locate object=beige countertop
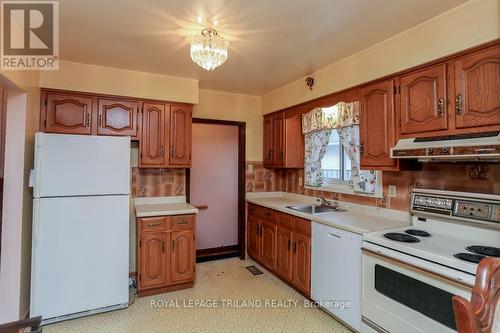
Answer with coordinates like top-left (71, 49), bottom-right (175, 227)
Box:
top-left (134, 196), bottom-right (199, 218)
top-left (246, 192), bottom-right (410, 234)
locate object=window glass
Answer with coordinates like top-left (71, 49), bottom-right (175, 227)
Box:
top-left (321, 131), bottom-right (341, 181)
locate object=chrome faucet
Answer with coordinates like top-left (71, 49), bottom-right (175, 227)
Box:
top-left (318, 196), bottom-right (339, 209)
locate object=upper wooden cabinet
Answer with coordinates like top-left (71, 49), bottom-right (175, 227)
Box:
top-left (360, 79), bottom-right (398, 170)
top-left (140, 103), bottom-right (167, 167)
top-left (40, 89), bottom-right (193, 169)
top-left (44, 93), bottom-right (93, 135)
top-left (263, 112), bottom-right (303, 168)
top-left (454, 45), bottom-right (500, 129)
top-left (97, 98), bottom-right (139, 137)
top-left (398, 63), bottom-right (448, 135)
top-left (169, 105), bottom-right (192, 166)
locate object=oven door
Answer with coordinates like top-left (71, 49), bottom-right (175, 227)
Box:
top-left (362, 249), bottom-right (472, 333)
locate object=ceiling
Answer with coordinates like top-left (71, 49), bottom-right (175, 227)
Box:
top-left (59, 0), bottom-right (468, 95)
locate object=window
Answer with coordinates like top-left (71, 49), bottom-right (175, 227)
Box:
top-left (321, 131), bottom-right (351, 184)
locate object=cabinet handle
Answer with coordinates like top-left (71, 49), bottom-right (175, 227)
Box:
top-left (280, 149), bottom-right (284, 158)
top-left (437, 98), bottom-right (445, 117)
top-left (161, 240), bottom-right (165, 254)
top-left (287, 239), bottom-right (291, 251)
top-left (170, 145), bottom-right (174, 157)
top-left (171, 240), bottom-right (175, 252)
top-left (455, 94), bottom-right (463, 115)
top-left (147, 223), bottom-right (160, 227)
top-left (177, 220), bottom-right (189, 225)
top-left (160, 145), bottom-right (164, 157)
top-left (359, 143), bottom-right (364, 154)
top-left (86, 113), bottom-right (90, 127)
top-left (99, 114), bottom-right (103, 126)
top-left (293, 241), bottom-right (297, 253)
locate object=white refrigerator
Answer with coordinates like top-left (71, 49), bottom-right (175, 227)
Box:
top-left (30, 133), bottom-right (131, 324)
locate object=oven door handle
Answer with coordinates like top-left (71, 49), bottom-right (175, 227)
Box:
top-left (362, 317), bottom-right (389, 333)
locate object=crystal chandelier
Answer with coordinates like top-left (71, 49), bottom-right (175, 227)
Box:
top-left (190, 28), bottom-right (228, 71)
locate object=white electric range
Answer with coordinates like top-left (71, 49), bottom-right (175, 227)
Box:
top-left (361, 189), bottom-right (500, 333)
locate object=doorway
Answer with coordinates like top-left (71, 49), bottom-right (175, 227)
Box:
top-left (188, 119), bottom-right (246, 262)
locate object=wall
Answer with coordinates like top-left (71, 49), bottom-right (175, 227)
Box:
top-left (262, 0), bottom-right (500, 113)
top-left (246, 163), bottom-right (500, 211)
top-left (193, 89), bottom-right (262, 161)
top-left (0, 70), bottom-right (40, 323)
top-left (39, 61), bottom-right (199, 104)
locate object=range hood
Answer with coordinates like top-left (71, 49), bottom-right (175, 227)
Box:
top-left (391, 131), bottom-right (500, 162)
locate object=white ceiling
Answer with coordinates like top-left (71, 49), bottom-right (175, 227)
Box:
top-left (59, 0), bottom-right (468, 95)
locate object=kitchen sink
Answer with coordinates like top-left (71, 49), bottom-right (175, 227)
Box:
top-left (286, 204), bottom-right (346, 215)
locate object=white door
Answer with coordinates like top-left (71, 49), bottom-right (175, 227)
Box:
top-left (30, 195), bottom-right (129, 320)
top-left (34, 133), bottom-right (130, 197)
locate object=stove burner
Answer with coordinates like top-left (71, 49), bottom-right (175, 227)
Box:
top-left (384, 232), bottom-right (420, 243)
top-left (405, 229), bottom-right (431, 237)
top-left (466, 245), bottom-right (500, 257)
top-left (454, 253), bottom-right (486, 264)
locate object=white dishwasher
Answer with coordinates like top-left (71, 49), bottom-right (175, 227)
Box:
top-left (312, 222), bottom-right (362, 332)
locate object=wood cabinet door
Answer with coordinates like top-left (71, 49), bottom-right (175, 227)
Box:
top-left (276, 226), bottom-right (293, 281)
top-left (292, 233), bottom-right (310, 294)
top-left (260, 219), bottom-right (277, 270)
top-left (169, 104), bottom-right (192, 166)
top-left (170, 229), bottom-right (195, 283)
top-left (247, 216), bottom-right (261, 260)
top-left (45, 93), bottom-right (92, 135)
top-left (454, 45), bottom-right (500, 129)
top-left (263, 115), bottom-right (274, 166)
top-left (139, 233), bottom-right (168, 290)
top-left (399, 63), bottom-right (448, 135)
top-left (140, 103), bottom-right (166, 167)
top-left (272, 112), bottom-right (285, 166)
top-left (360, 79), bottom-right (398, 170)
top-left (97, 98), bottom-right (139, 137)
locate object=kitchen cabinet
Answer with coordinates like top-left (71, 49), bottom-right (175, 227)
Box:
top-left (260, 219), bottom-right (278, 270)
top-left (97, 98), bottom-right (139, 137)
top-left (44, 92), bottom-right (93, 135)
top-left (137, 214), bottom-right (196, 296)
top-left (169, 105), bottom-right (192, 166)
top-left (398, 63), bottom-right (448, 135)
top-left (140, 103), bottom-right (167, 167)
top-left (247, 203), bottom-right (311, 296)
top-left (40, 89), bottom-right (193, 168)
top-left (360, 79), bottom-right (398, 170)
top-left (263, 112), bottom-right (303, 168)
top-left (139, 232), bottom-right (168, 290)
top-left (454, 45), bottom-right (500, 129)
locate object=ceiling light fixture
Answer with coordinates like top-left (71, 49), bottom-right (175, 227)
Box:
top-left (190, 28), bottom-right (228, 71)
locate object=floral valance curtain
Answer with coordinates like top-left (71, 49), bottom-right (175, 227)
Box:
top-left (302, 101), bottom-right (377, 194)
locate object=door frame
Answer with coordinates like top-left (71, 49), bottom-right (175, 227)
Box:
top-left (186, 118), bottom-right (246, 260)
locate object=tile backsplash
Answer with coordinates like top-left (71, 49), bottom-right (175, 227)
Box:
top-left (245, 161), bottom-right (500, 212)
top-left (131, 167), bottom-right (185, 197)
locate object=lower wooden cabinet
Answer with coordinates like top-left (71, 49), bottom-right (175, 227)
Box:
top-left (247, 203), bottom-right (311, 296)
top-left (137, 215), bottom-right (196, 296)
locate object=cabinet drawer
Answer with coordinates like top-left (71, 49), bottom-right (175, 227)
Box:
top-left (279, 213), bottom-right (295, 230)
top-left (171, 215), bottom-right (195, 229)
top-left (139, 217), bottom-right (169, 233)
top-left (294, 217), bottom-right (311, 236)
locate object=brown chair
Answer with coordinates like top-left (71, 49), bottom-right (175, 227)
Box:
top-left (453, 257), bottom-right (500, 333)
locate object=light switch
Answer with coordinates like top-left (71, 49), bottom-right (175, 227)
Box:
top-left (388, 185), bottom-right (397, 198)
top-left (247, 164), bottom-right (254, 173)
top-left (298, 177), bottom-right (303, 186)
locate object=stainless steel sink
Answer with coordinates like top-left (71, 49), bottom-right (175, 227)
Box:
top-left (286, 204), bottom-right (346, 215)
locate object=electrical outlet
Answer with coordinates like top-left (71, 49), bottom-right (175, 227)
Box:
top-left (247, 164), bottom-right (253, 173)
top-left (388, 185), bottom-right (397, 198)
top-left (298, 177), bottom-right (303, 186)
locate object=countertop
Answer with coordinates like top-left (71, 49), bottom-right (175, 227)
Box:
top-left (246, 192), bottom-right (410, 234)
top-left (134, 196), bottom-right (199, 218)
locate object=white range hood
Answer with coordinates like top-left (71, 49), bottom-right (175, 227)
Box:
top-left (391, 131), bottom-right (500, 162)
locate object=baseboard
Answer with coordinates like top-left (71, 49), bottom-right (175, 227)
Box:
top-left (196, 245), bottom-right (240, 263)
